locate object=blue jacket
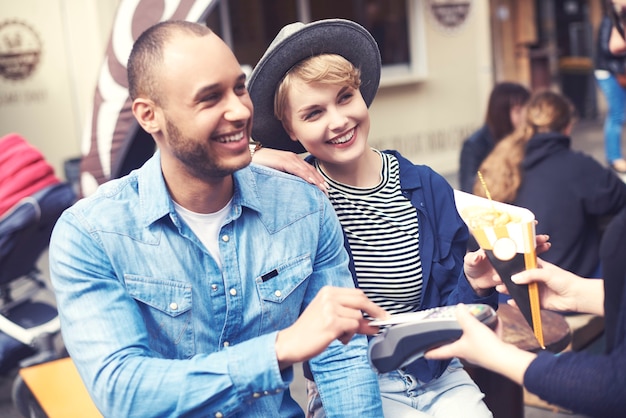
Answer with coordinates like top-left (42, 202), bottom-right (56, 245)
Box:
top-left (382, 150), bottom-right (498, 381)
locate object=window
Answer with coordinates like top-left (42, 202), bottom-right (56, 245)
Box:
top-left (205, 0), bottom-right (427, 85)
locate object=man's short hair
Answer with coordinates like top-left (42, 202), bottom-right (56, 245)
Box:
top-left (127, 20), bottom-right (212, 104)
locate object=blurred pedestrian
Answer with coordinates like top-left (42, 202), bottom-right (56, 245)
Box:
top-left (595, 0), bottom-right (626, 173)
top-left (0, 133), bottom-right (60, 217)
top-left (458, 82), bottom-right (530, 192)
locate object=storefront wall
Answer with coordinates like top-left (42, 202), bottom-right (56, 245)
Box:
top-left (371, 0), bottom-right (493, 176)
top-left (1, 0), bottom-right (493, 181)
top-left (0, 0), bottom-right (117, 177)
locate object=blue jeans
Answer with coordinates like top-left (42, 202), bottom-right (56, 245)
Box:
top-left (378, 358), bottom-right (492, 417)
top-left (306, 358), bottom-right (492, 418)
top-left (595, 74), bottom-right (626, 164)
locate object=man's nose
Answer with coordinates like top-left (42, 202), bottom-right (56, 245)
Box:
top-left (224, 93), bottom-right (252, 122)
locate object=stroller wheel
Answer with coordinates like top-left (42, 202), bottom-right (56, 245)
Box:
top-left (11, 374), bottom-right (46, 418)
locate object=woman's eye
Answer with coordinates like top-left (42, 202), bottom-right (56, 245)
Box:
top-left (339, 93), bottom-right (353, 103)
top-left (304, 110), bottom-right (322, 120)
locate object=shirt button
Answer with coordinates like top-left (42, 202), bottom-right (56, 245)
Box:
top-left (223, 341), bottom-right (230, 347)
top-left (253, 392), bottom-right (261, 398)
top-left (274, 290), bottom-right (282, 297)
top-left (215, 413), bottom-right (223, 418)
top-left (229, 288), bottom-right (237, 296)
top-left (221, 235), bottom-right (229, 242)
top-left (211, 284), bottom-right (218, 291)
top-left (169, 302), bottom-right (178, 310)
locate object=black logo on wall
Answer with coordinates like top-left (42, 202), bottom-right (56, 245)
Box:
top-left (428, 0), bottom-right (472, 32)
top-left (0, 20), bottom-right (42, 81)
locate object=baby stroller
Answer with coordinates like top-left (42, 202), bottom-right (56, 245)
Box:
top-left (0, 182), bottom-right (76, 417)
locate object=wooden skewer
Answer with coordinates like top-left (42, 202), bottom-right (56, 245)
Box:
top-left (524, 234), bottom-right (545, 348)
top-left (477, 171), bottom-right (493, 202)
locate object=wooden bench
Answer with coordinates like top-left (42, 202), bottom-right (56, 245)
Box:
top-left (19, 356), bottom-right (102, 418)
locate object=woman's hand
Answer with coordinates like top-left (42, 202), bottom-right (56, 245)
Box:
top-left (499, 258), bottom-right (604, 316)
top-left (252, 147), bottom-right (329, 194)
top-left (535, 232), bottom-right (551, 255)
top-left (463, 249), bottom-right (499, 296)
top-left (464, 234), bottom-right (550, 296)
top-left (425, 304), bottom-right (535, 385)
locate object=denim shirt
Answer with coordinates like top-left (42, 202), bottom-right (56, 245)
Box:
top-left (49, 152), bottom-right (383, 418)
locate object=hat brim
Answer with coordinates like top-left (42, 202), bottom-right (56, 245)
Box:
top-left (248, 19), bottom-right (381, 154)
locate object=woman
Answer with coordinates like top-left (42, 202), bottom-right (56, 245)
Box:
top-left (458, 82), bottom-right (530, 193)
top-left (475, 90), bottom-right (626, 279)
top-left (248, 19), bottom-right (498, 418)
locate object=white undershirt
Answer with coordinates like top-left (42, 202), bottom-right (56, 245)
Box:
top-left (174, 199), bottom-right (232, 269)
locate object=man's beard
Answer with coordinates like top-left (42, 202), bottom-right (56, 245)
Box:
top-left (165, 117), bottom-right (247, 181)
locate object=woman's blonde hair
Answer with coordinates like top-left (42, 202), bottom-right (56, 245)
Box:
top-left (473, 90), bottom-right (576, 203)
top-left (274, 54), bottom-right (361, 127)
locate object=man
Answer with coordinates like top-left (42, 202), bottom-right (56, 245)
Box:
top-left (49, 20), bottom-right (386, 417)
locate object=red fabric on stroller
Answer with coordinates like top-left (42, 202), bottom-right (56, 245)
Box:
top-left (0, 133), bottom-right (60, 218)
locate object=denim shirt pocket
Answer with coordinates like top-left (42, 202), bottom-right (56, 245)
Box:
top-left (124, 275), bottom-right (194, 358)
top-left (255, 255), bottom-right (312, 332)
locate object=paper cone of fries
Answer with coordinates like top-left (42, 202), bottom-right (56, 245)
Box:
top-left (454, 190), bottom-right (544, 347)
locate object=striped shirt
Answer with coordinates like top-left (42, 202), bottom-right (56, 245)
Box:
top-left (316, 151), bottom-right (423, 315)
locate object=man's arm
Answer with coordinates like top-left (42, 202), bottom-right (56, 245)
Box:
top-left (49, 210), bottom-right (293, 418)
top-left (275, 286), bottom-right (384, 369)
top-left (294, 199), bottom-right (385, 417)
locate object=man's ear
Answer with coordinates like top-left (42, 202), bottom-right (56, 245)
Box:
top-left (132, 98), bottom-right (160, 134)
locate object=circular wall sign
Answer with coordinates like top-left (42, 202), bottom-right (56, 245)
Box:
top-left (427, 0), bottom-right (473, 32)
top-left (0, 20), bottom-right (42, 81)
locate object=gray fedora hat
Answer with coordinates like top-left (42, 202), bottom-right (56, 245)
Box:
top-left (248, 19), bottom-right (381, 154)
